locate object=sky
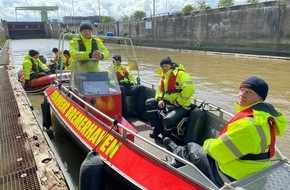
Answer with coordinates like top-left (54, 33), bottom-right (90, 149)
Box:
top-left (0, 0), bottom-right (245, 22)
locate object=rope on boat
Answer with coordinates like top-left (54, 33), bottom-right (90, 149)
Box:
top-left (92, 119), bottom-right (119, 152)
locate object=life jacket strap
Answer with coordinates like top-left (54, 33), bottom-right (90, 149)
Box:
top-left (240, 152), bottom-right (270, 160)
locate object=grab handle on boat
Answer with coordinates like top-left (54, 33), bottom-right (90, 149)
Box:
top-left (113, 119), bottom-right (119, 132)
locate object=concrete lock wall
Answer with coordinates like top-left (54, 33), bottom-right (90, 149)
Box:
top-left (99, 0), bottom-right (290, 56)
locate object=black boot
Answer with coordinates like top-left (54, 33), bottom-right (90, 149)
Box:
top-left (149, 132), bottom-right (160, 139)
top-left (149, 124), bottom-right (164, 139)
top-left (163, 137), bottom-right (178, 152)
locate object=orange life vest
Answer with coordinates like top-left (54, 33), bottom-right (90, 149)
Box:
top-left (116, 67), bottom-right (130, 81)
top-left (64, 56), bottom-right (70, 67)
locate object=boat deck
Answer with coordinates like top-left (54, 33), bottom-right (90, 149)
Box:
top-left (128, 116), bottom-right (218, 190)
top-left (129, 118), bottom-right (167, 157)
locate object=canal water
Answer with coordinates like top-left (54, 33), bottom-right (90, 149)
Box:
top-left (10, 38), bottom-right (290, 189)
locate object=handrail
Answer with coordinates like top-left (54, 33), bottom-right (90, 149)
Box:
top-left (56, 31), bottom-right (141, 86)
top-left (55, 81), bottom-right (218, 189)
top-left (142, 80), bottom-right (234, 118)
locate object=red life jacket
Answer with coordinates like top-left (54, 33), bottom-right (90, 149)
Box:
top-left (161, 70), bottom-right (180, 94)
top-left (219, 107), bottom-right (276, 159)
top-left (64, 55), bottom-right (70, 67)
top-left (116, 66), bottom-right (129, 81)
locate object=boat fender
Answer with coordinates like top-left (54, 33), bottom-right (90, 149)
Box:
top-left (41, 98), bottom-right (52, 129)
top-left (79, 150), bottom-right (104, 190)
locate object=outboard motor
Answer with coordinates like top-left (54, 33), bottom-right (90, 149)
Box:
top-left (79, 150), bottom-right (104, 190)
top-left (41, 97), bottom-right (52, 129)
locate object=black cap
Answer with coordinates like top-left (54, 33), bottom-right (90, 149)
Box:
top-left (29, 49), bottom-right (39, 57)
top-left (79, 21), bottom-right (93, 31)
top-left (240, 76), bottom-right (269, 100)
top-left (63, 50), bottom-right (70, 55)
top-left (160, 56), bottom-right (173, 66)
top-left (52, 47), bottom-right (58, 53)
top-left (113, 54), bottom-right (121, 62)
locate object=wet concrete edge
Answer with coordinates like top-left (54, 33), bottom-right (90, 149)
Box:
top-left (1, 39), bottom-right (70, 190)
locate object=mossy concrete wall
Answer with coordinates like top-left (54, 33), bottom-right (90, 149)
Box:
top-left (0, 20), bottom-right (7, 46)
top-left (99, 0), bottom-right (290, 56)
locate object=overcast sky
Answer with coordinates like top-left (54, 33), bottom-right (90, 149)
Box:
top-left (0, 0), bottom-right (246, 22)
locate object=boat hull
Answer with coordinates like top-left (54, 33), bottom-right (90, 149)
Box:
top-left (18, 69), bottom-right (70, 93)
top-left (44, 85), bottom-right (205, 190)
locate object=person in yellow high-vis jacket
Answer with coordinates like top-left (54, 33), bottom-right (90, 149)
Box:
top-left (163, 76), bottom-right (287, 187)
top-left (63, 50), bottom-right (72, 70)
top-left (69, 21), bottom-right (110, 73)
top-left (22, 49), bottom-right (50, 89)
top-left (49, 47), bottom-right (63, 71)
top-left (145, 56), bottom-right (195, 139)
top-left (110, 54), bottom-right (147, 120)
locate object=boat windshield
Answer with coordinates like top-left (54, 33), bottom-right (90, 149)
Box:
top-left (57, 33), bottom-right (139, 98)
top-left (70, 59), bottom-right (121, 97)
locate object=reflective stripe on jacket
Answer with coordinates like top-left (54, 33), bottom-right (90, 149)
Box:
top-left (203, 102), bottom-right (287, 180)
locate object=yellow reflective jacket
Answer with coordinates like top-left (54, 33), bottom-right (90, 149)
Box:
top-left (69, 34), bottom-right (110, 72)
top-left (22, 54), bottom-right (48, 80)
top-left (109, 63), bottom-right (135, 85)
top-left (203, 102), bottom-right (287, 180)
top-left (155, 64), bottom-right (194, 108)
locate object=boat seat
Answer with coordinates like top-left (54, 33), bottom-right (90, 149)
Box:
top-left (126, 96), bottom-right (135, 114)
top-left (180, 107), bottom-right (206, 145)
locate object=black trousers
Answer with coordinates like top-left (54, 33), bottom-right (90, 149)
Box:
top-left (30, 72), bottom-right (48, 80)
top-left (145, 98), bottom-right (189, 136)
top-left (173, 142), bottom-right (230, 188)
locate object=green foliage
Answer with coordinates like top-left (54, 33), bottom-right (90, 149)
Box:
top-left (246, 0), bottom-right (259, 3)
top-left (102, 16), bottom-right (115, 23)
top-left (0, 36), bottom-right (6, 46)
top-left (121, 15), bottom-right (130, 21)
top-left (218, 0), bottom-right (234, 7)
top-left (130, 10), bottom-right (146, 20)
top-left (182, 4), bottom-right (195, 13)
top-left (197, 0), bottom-right (210, 10)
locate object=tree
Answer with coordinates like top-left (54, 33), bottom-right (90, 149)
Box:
top-left (182, 4), bottom-right (195, 13)
top-left (130, 10), bottom-right (146, 20)
top-left (246, 0), bottom-right (259, 3)
top-left (218, 0), bottom-right (234, 7)
top-left (121, 15), bottom-right (130, 21)
top-left (102, 16), bottom-right (115, 23)
top-left (197, 0), bottom-right (210, 11)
